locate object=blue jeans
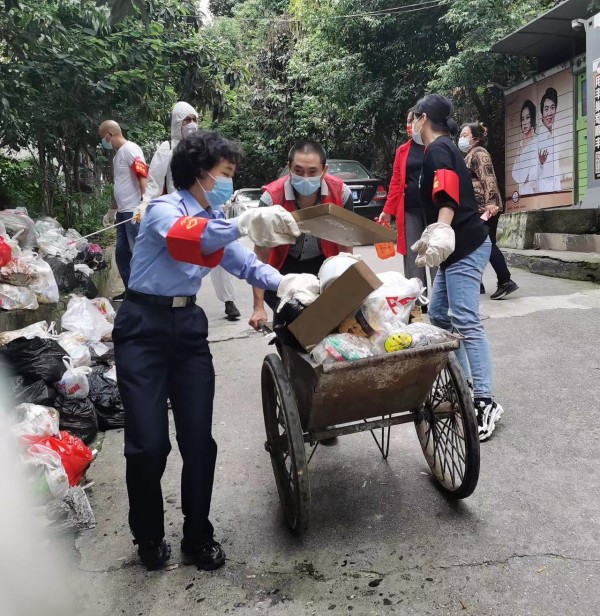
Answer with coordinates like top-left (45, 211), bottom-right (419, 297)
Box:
top-left (429, 239), bottom-right (493, 398)
top-left (115, 211), bottom-right (140, 289)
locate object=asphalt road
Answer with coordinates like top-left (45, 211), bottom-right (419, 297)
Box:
top-left (67, 242), bottom-right (600, 616)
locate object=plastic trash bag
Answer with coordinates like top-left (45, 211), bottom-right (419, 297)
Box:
top-left (23, 443), bottom-right (69, 501)
top-left (54, 358), bottom-right (92, 399)
top-left (37, 228), bottom-right (78, 261)
top-left (88, 367), bottom-right (124, 430)
top-left (65, 228), bottom-right (88, 252)
top-left (311, 333), bottom-right (378, 364)
top-left (0, 283), bottom-right (39, 310)
top-left (372, 322), bottom-right (457, 354)
top-left (21, 431), bottom-right (93, 486)
top-left (90, 341), bottom-right (114, 365)
top-left (74, 263), bottom-right (94, 277)
top-left (35, 216), bottom-right (64, 236)
top-left (61, 296), bottom-right (113, 342)
top-left (54, 395), bottom-right (98, 444)
top-left (56, 332), bottom-right (91, 368)
top-left (0, 336), bottom-right (68, 383)
top-left (44, 255), bottom-right (78, 292)
top-left (272, 299), bottom-right (306, 350)
top-left (76, 243), bottom-right (106, 271)
top-left (104, 365), bottom-right (117, 382)
top-left (10, 377), bottom-right (57, 406)
top-left (91, 297), bottom-right (116, 324)
top-left (0, 236), bottom-right (12, 266)
top-left (318, 253), bottom-right (362, 293)
top-left (17, 251), bottom-right (60, 304)
top-left (0, 320), bottom-right (55, 346)
top-left (0, 256), bottom-right (36, 286)
top-left (355, 271), bottom-right (425, 333)
top-left (0, 209), bottom-right (37, 249)
top-left (11, 403), bottom-right (60, 437)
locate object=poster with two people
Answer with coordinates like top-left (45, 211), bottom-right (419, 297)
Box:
top-left (505, 66), bottom-right (574, 212)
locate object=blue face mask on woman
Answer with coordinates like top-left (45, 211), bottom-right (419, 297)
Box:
top-left (197, 172), bottom-right (234, 208)
top-left (291, 174), bottom-right (322, 196)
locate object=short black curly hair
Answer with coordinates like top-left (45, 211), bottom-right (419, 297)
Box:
top-left (171, 130), bottom-right (244, 190)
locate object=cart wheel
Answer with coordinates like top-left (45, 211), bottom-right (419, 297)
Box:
top-left (414, 353), bottom-right (480, 498)
top-left (261, 353), bottom-right (310, 533)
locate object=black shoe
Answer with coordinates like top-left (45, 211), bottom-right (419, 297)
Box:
top-left (490, 279), bottom-right (519, 300)
top-left (135, 539), bottom-right (171, 570)
top-left (320, 437), bottom-right (338, 446)
top-left (224, 301), bottom-right (241, 321)
top-left (181, 538), bottom-right (226, 571)
top-left (112, 292), bottom-right (126, 302)
top-left (480, 283), bottom-right (486, 294)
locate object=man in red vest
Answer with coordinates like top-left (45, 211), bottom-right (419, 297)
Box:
top-left (249, 139), bottom-right (354, 329)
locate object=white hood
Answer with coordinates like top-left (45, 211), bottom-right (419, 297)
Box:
top-left (170, 101), bottom-right (197, 146)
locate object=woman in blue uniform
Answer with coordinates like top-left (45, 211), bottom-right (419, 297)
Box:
top-left (409, 94), bottom-right (505, 442)
top-left (114, 130), bottom-right (308, 571)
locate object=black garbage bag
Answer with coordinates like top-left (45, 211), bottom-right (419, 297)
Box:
top-left (44, 256), bottom-right (79, 292)
top-left (88, 368), bottom-right (124, 430)
top-left (55, 395), bottom-right (98, 444)
top-left (0, 337), bottom-right (67, 383)
top-left (10, 376), bottom-right (56, 406)
top-left (74, 269), bottom-right (99, 300)
top-left (272, 299), bottom-right (306, 350)
top-left (90, 342), bottom-right (114, 366)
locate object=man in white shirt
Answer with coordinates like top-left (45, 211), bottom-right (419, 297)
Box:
top-left (133, 102), bottom-right (241, 321)
top-left (98, 120), bottom-right (148, 299)
top-left (537, 88), bottom-right (561, 193)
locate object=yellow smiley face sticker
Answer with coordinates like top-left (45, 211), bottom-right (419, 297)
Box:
top-left (384, 331), bottom-right (413, 353)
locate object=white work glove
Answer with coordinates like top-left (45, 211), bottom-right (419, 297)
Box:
top-left (102, 209), bottom-right (117, 228)
top-left (276, 273), bottom-right (320, 313)
top-left (132, 202), bottom-right (147, 225)
top-left (411, 222), bottom-right (455, 268)
top-left (238, 205), bottom-right (300, 247)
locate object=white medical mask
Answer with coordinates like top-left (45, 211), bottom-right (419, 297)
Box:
top-left (291, 174), bottom-right (322, 196)
top-left (182, 122), bottom-right (198, 138)
top-left (458, 137), bottom-right (472, 153)
top-left (411, 118), bottom-right (424, 145)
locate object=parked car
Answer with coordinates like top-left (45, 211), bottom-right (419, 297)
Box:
top-left (225, 188), bottom-right (262, 218)
top-left (278, 159), bottom-right (387, 219)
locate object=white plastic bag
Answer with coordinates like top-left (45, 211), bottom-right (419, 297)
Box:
top-left (74, 263), bottom-right (94, 277)
top-left (24, 444), bottom-right (69, 501)
top-left (0, 320), bottom-right (55, 346)
top-left (372, 322), bottom-right (457, 354)
top-left (0, 257), bottom-right (37, 286)
top-left (91, 297), bottom-right (116, 324)
top-left (11, 404), bottom-right (60, 438)
top-left (54, 357), bottom-right (92, 399)
top-left (57, 331), bottom-right (92, 367)
top-left (61, 296), bottom-right (113, 342)
top-left (318, 254), bottom-right (362, 293)
top-left (0, 283), bottom-right (39, 310)
top-left (356, 271), bottom-right (425, 332)
top-left (19, 251), bottom-right (59, 304)
top-left (0, 209), bottom-right (37, 249)
top-left (311, 333), bottom-right (378, 364)
top-left (104, 365), bottom-right (117, 382)
top-left (37, 229), bottom-right (79, 260)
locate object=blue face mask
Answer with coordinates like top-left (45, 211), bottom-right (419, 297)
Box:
top-left (101, 137), bottom-right (113, 150)
top-left (291, 174), bottom-right (322, 196)
top-left (197, 173), bottom-right (234, 208)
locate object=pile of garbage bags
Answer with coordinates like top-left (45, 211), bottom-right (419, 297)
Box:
top-left (0, 208), bottom-right (107, 311)
top-left (1, 298), bottom-right (123, 511)
top-left (270, 254), bottom-right (457, 365)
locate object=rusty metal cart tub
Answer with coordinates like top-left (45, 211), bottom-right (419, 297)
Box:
top-left (261, 340), bottom-right (480, 533)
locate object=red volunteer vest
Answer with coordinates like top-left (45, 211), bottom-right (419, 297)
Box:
top-left (263, 174), bottom-right (346, 270)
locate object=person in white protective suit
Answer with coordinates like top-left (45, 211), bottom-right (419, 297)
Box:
top-left (133, 101), bottom-right (242, 321)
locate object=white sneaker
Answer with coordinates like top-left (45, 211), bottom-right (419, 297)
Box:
top-left (475, 400), bottom-right (504, 441)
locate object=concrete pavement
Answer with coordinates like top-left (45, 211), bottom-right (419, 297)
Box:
top-left (68, 242), bottom-right (600, 615)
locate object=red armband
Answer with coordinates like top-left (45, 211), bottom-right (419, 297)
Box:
top-left (432, 169), bottom-right (460, 206)
top-left (131, 158), bottom-right (148, 178)
top-left (166, 216), bottom-right (224, 268)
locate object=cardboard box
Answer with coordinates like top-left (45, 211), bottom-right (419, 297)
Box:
top-left (288, 260), bottom-right (382, 351)
top-left (291, 203), bottom-right (396, 246)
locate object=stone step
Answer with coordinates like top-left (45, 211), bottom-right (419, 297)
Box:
top-left (503, 248), bottom-right (600, 283)
top-left (534, 232), bottom-right (600, 253)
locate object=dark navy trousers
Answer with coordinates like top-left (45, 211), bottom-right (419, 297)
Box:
top-left (113, 299), bottom-right (216, 546)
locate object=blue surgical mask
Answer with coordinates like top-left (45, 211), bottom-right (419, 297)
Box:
top-left (101, 137), bottom-right (113, 150)
top-left (197, 173), bottom-right (234, 208)
top-left (291, 174), bottom-right (322, 196)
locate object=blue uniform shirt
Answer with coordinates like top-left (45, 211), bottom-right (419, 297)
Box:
top-left (128, 190), bottom-right (282, 296)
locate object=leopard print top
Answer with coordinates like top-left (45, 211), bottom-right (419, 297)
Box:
top-left (464, 147), bottom-right (503, 213)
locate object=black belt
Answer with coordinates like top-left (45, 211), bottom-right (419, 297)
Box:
top-left (125, 290), bottom-right (196, 308)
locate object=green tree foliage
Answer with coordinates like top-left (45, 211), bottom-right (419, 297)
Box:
top-left (0, 0), bottom-right (241, 227)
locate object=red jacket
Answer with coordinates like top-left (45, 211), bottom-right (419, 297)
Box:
top-left (383, 140), bottom-right (413, 256)
top-left (262, 175), bottom-right (345, 270)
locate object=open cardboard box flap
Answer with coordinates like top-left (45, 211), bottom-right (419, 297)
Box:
top-left (291, 203), bottom-right (396, 246)
top-left (288, 260), bottom-right (382, 351)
